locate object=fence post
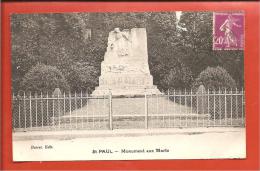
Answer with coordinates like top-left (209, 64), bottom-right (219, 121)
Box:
top-left (173, 89), bottom-right (175, 127)
top-left (145, 91), bottom-right (148, 129)
top-left (23, 91), bottom-right (26, 129)
top-left (109, 90), bottom-right (113, 130)
top-left (12, 93), bottom-right (15, 129)
top-left (162, 91), bottom-right (165, 127)
top-left (103, 92), bottom-right (106, 128)
top-left (18, 93), bottom-right (21, 129)
top-left (75, 92), bottom-right (77, 129)
top-left (52, 93), bottom-right (55, 129)
top-left (167, 89), bottom-right (170, 127)
top-left (97, 94), bottom-right (101, 128)
top-left (185, 89), bottom-right (188, 127)
top-left (41, 92), bottom-right (44, 128)
top-left (242, 88), bottom-right (244, 126)
top-left (179, 90), bottom-right (182, 127)
top-left (235, 88), bottom-right (238, 123)
top-left (35, 93), bottom-right (38, 127)
top-left (196, 90), bottom-right (198, 127)
top-left (92, 92), bottom-right (95, 128)
top-left (156, 92), bottom-right (159, 124)
top-left (86, 91), bottom-right (89, 125)
top-left (63, 92), bottom-right (66, 128)
top-left (80, 90), bottom-right (83, 128)
top-left (230, 88), bottom-right (233, 126)
top-left (69, 91), bottom-right (72, 128)
top-left (207, 89), bottom-right (210, 126)
top-left (213, 89), bottom-right (216, 126)
top-left (29, 92), bottom-right (32, 130)
top-left (224, 88), bottom-right (227, 126)
top-left (190, 89), bottom-right (193, 123)
top-left (219, 88), bottom-right (222, 125)
top-left (46, 92), bottom-right (49, 128)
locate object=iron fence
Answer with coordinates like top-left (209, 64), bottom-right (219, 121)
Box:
top-left (12, 89), bottom-right (245, 131)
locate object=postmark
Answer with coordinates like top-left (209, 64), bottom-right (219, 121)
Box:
top-left (213, 12), bottom-right (244, 50)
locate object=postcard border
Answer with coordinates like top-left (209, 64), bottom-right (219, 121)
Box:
top-left (1, 1), bottom-right (260, 170)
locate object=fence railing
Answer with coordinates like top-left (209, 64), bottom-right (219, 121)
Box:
top-left (12, 89), bottom-right (245, 131)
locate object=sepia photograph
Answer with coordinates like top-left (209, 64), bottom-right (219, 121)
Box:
top-left (11, 11), bottom-right (245, 161)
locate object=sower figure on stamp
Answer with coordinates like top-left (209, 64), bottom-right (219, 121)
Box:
top-left (220, 14), bottom-right (241, 48)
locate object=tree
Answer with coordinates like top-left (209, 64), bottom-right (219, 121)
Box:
top-left (65, 62), bottom-right (99, 93)
top-left (11, 13), bottom-right (93, 92)
top-left (213, 50), bottom-right (244, 88)
top-left (161, 61), bottom-right (193, 90)
top-left (147, 12), bottom-right (179, 90)
top-left (178, 12), bottom-right (244, 88)
top-left (177, 12), bottom-right (216, 77)
top-left (20, 64), bottom-right (69, 93)
top-left (11, 12), bottom-right (178, 92)
top-left (11, 12), bottom-right (244, 93)
top-left (193, 66), bottom-right (236, 90)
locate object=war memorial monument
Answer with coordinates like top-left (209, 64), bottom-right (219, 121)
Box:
top-left (92, 28), bottom-right (161, 96)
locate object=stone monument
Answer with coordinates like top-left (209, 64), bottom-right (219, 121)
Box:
top-left (196, 84), bottom-right (207, 114)
top-left (92, 28), bottom-right (161, 96)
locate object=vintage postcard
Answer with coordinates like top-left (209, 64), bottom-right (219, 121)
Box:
top-left (11, 11), bottom-right (245, 161)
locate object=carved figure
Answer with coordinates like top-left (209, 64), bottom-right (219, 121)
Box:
top-left (108, 28), bottom-right (131, 57)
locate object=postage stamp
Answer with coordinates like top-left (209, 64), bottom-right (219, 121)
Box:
top-left (213, 12), bottom-right (244, 50)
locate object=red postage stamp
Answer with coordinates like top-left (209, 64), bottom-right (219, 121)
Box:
top-left (213, 12), bottom-right (244, 50)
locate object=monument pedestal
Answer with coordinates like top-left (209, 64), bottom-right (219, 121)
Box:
top-left (92, 87), bottom-right (161, 96)
top-left (91, 28), bottom-right (161, 96)
top-left (92, 72), bottom-right (161, 96)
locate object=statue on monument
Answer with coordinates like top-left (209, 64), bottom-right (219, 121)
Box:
top-left (92, 28), bottom-right (161, 96)
top-left (107, 28), bottom-right (131, 59)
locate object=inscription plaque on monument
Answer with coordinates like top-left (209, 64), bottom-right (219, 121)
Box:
top-left (92, 28), bottom-right (161, 96)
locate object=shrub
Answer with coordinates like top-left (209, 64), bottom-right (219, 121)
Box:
top-left (161, 62), bottom-right (193, 91)
top-left (20, 63), bottom-right (69, 93)
top-left (193, 66), bottom-right (237, 119)
top-left (193, 66), bottom-right (236, 90)
top-left (65, 62), bottom-right (99, 93)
